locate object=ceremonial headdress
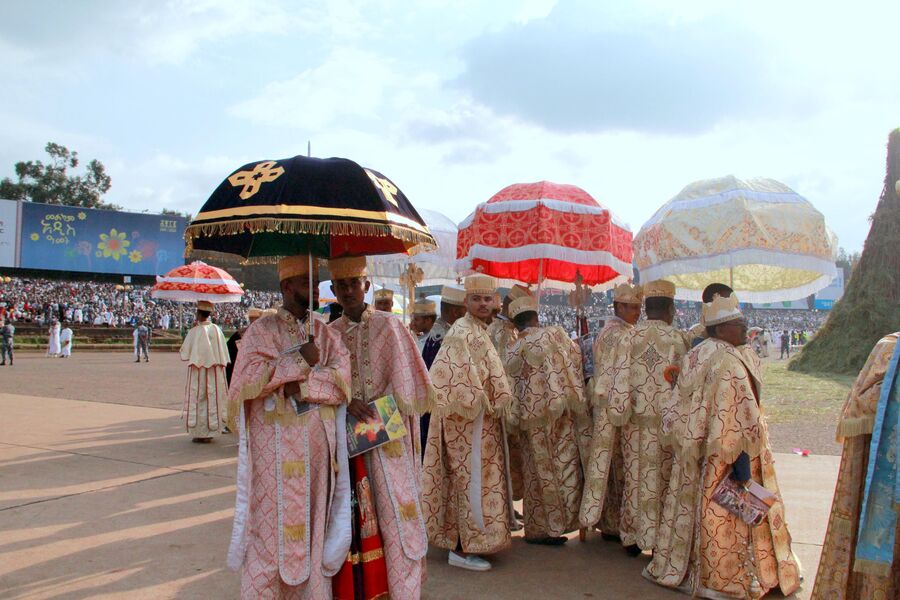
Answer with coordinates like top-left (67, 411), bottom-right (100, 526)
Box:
top-left (702, 293), bottom-right (743, 326)
top-left (464, 274), bottom-right (498, 296)
top-left (643, 279), bottom-right (676, 299)
top-left (327, 256), bottom-right (367, 280)
top-left (412, 299), bottom-right (437, 316)
top-left (373, 288), bottom-right (394, 301)
top-left (197, 300), bottom-right (215, 312)
top-left (509, 296), bottom-right (539, 319)
top-left (507, 284), bottom-right (532, 301)
top-left (613, 283), bottom-right (643, 305)
top-left (277, 254), bottom-right (311, 282)
top-left (440, 285), bottom-right (467, 307)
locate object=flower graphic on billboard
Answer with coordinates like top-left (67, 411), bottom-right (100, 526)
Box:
top-left (96, 229), bottom-right (130, 260)
top-left (30, 233), bottom-right (39, 241)
top-left (128, 250), bottom-right (143, 263)
top-left (77, 212), bottom-right (86, 220)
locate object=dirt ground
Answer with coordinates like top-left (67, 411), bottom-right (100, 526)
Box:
top-left (0, 351), bottom-right (845, 599)
top-left (1, 350), bottom-right (851, 456)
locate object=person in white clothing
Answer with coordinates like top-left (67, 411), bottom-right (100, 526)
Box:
top-left (179, 301), bottom-right (229, 442)
top-left (47, 320), bottom-right (61, 357)
top-left (59, 326), bottom-right (73, 358)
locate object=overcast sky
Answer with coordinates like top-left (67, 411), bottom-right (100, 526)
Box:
top-left (2, 0), bottom-right (897, 252)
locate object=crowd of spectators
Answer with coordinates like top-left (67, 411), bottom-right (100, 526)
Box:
top-left (0, 277), bottom-right (280, 330)
top-left (0, 277), bottom-right (831, 344)
top-left (537, 293), bottom-right (829, 342)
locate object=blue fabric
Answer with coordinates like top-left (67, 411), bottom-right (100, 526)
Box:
top-left (855, 339), bottom-right (900, 571)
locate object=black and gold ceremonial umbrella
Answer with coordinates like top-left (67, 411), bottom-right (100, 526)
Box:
top-left (185, 155), bottom-right (436, 261)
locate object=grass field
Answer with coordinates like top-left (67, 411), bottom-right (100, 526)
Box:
top-left (763, 360), bottom-right (854, 422)
top-left (762, 358), bottom-right (855, 455)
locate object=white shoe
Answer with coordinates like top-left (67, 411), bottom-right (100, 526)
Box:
top-left (448, 551), bottom-right (491, 572)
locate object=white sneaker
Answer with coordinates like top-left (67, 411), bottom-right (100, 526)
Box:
top-left (448, 551), bottom-right (492, 572)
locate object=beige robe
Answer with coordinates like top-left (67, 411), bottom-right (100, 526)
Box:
top-left (423, 313), bottom-right (514, 554)
top-left (579, 317), bottom-right (634, 534)
top-left (645, 338), bottom-right (800, 599)
top-left (604, 320), bottom-right (690, 550)
top-left (488, 316), bottom-right (525, 500)
top-left (505, 325), bottom-right (587, 539)
top-left (180, 320), bottom-right (229, 438)
top-left (811, 332), bottom-right (900, 600)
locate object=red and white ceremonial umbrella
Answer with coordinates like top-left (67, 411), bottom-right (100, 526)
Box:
top-left (151, 260), bottom-right (244, 303)
top-left (457, 181), bottom-right (633, 291)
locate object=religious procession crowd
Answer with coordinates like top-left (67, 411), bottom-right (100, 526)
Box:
top-left (166, 250), bottom-right (900, 600)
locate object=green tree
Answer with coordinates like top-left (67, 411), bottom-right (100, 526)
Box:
top-left (835, 246), bottom-right (861, 277)
top-left (0, 142), bottom-right (119, 210)
top-left (791, 129), bottom-right (900, 374)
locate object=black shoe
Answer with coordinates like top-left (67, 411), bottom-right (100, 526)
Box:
top-left (624, 544), bottom-right (643, 557)
top-left (601, 532), bottom-right (621, 543)
top-left (525, 536), bottom-right (568, 546)
top-left (135, 359), bottom-right (140, 362)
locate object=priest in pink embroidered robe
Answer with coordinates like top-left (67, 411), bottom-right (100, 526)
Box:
top-left (327, 256), bottom-right (434, 600)
top-left (226, 255), bottom-right (353, 599)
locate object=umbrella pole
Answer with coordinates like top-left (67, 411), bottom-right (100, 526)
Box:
top-left (308, 254), bottom-right (313, 342)
top-left (536, 257), bottom-right (544, 316)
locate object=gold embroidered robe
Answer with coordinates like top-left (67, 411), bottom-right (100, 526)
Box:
top-left (811, 332), bottom-right (900, 600)
top-left (488, 316), bottom-right (525, 500)
top-left (604, 320), bottom-right (690, 551)
top-left (579, 317), bottom-right (634, 534)
top-left (645, 338), bottom-right (801, 599)
top-left (505, 325), bottom-right (587, 539)
top-left (423, 313), bottom-right (514, 554)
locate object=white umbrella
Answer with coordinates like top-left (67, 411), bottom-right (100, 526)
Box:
top-left (634, 176), bottom-right (838, 303)
top-left (367, 209), bottom-right (459, 287)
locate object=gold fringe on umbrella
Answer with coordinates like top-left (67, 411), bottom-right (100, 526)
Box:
top-left (184, 217), bottom-right (437, 260)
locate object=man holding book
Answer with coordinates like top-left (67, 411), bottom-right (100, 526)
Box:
top-left (327, 256), bottom-right (435, 600)
top-left (644, 293), bottom-right (800, 599)
top-left (423, 274), bottom-right (515, 572)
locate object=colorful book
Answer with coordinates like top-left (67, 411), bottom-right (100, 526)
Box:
top-left (346, 394), bottom-right (408, 457)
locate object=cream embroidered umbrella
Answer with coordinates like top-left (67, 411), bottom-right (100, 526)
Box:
top-left (634, 175), bottom-right (838, 303)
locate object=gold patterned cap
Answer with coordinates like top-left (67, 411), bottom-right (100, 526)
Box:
top-left (373, 288), bottom-right (394, 301)
top-left (507, 284), bottom-right (532, 301)
top-left (613, 283), bottom-right (643, 304)
top-left (702, 293), bottom-right (743, 326)
top-left (327, 256), bottom-right (368, 280)
top-left (440, 285), bottom-right (467, 306)
top-left (464, 274), bottom-right (498, 296)
top-left (643, 279), bottom-right (676, 299)
top-left (278, 254), bottom-right (311, 282)
top-left (509, 296), bottom-right (539, 319)
top-left (412, 299), bottom-right (437, 316)
top-left (197, 300), bottom-right (215, 312)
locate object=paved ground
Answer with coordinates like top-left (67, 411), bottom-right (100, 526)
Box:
top-left (0, 353), bottom-right (840, 599)
top-left (1, 351), bottom-right (845, 456)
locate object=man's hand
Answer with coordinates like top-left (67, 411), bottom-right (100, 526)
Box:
top-left (299, 338), bottom-right (319, 367)
top-left (283, 381), bottom-right (301, 398)
top-left (348, 397), bottom-right (377, 421)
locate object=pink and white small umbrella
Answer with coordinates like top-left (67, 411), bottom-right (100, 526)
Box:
top-left (151, 261), bottom-right (244, 303)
